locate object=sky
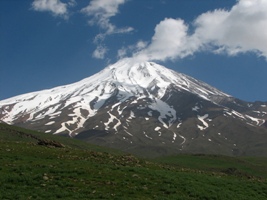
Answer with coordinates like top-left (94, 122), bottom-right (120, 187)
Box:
top-left (1, 0), bottom-right (267, 102)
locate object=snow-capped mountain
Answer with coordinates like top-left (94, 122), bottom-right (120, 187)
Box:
top-left (1, 58), bottom-right (267, 157)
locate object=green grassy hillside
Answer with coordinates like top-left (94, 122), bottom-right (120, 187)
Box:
top-left (1, 123), bottom-right (267, 199)
top-left (154, 154), bottom-right (267, 179)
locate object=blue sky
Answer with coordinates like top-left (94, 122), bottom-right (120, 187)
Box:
top-left (1, 0), bottom-right (267, 102)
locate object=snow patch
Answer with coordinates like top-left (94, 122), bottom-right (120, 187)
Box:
top-left (148, 99), bottom-right (176, 128)
top-left (104, 111), bottom-right (121, 132)
top-left (177, 122), bottom-right (182, 129)
top-left (117, 105), bottom-right (127, 115)
top-left (45, 121), bottom-right (55, 125)
top-left (93, 125), bottom-right (99, 129)
top-left (245, 115), bottom-right (265, 126)
top-left (55, 122), bottom-right (71, 134)
top-left (197, 114), bottom-right (209, 130)
top-left (178, 133), bottom-right (186, 145)
top-left (147, 111), bottom-right (153, 116)
top-left (155, 127), bottom-right (161, 131)
top-left (129, 111), bottom-right (135, 119)
top-left (172, 132), bottom-right (177, 143)
top-left (143, 131), bottom-right (152, 140)
top-left (192, 105), bottom-right (200, 112)
top-left (232, 110), bottom-right (245, 119)
top-left (197, 125), bottom-right (205, 131)
top-left (124, 130), bottom-right (133, 137)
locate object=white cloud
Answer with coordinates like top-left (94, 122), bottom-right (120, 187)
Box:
top-left (136, 41), bottom-right (148, 50)
top-left (93, 45), bottom-right (108, 59)
top-left (81, 0), bottom-right (133, 60)
top-left (82, 0), bottom-right (125, 18)
top-left (117, 47), bottom-right (128, 59)
top-left (193, 0), bottom-right (267, 57)
top-left (117, 40), bottom-right (148, 59)
top-left (32, 0), bottom-right (69, 18)
top-left (81, 0), bottom-right (133, 34)
top-left (134, 18), bottom-right (192, 62)
top-left (68, 0), bottom-right (76, 7)
top-left (133, 0), bottom-right (267, 62)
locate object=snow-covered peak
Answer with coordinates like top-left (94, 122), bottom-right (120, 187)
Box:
top-left (112, 58), bottom-right (230, 99)
top-left (0, 58), bottom-right (230, 125)
top-left (80, 58), bottom-right (231, 100)
top-left (0, 58), bottom-right (231, 106)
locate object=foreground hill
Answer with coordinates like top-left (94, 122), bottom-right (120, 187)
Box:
top-left (1, 123), bottom-right (267, 199)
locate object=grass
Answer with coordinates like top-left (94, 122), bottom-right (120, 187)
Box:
top-left (0, 123), bottom-right (267, 199)
top-left (154, 154), bottom-right (267, 179)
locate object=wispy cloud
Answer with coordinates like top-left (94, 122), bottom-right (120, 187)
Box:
top-left (32, 0), bottom-right (74, 19)
top-left (81, 0), bottom-right (133, 34)
top-left (117, 40), bottom-right (148, 59)
top-left (31, 0), bottom-right (132, 60)
top-left (93, 45), bottom-right (108, 59)
top-left (129, 0), bottom-right (267, 62)
top-left (81, 0), bottom-right (133, 59)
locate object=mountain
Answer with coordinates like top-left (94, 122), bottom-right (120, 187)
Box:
top-left (1, 58), bottom-right (267, 157)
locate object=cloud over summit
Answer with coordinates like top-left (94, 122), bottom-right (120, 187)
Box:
top-left (133, 18), bottom-right (191, 61)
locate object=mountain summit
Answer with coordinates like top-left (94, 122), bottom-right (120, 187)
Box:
top-left (1, 59), bottom-right (267, 157)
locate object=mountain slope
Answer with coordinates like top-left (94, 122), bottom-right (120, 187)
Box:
top-left (1, 58), bottom-right (267, 157)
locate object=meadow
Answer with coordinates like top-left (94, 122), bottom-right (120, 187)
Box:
top-left (0, 123), bottom-right (267, 199)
